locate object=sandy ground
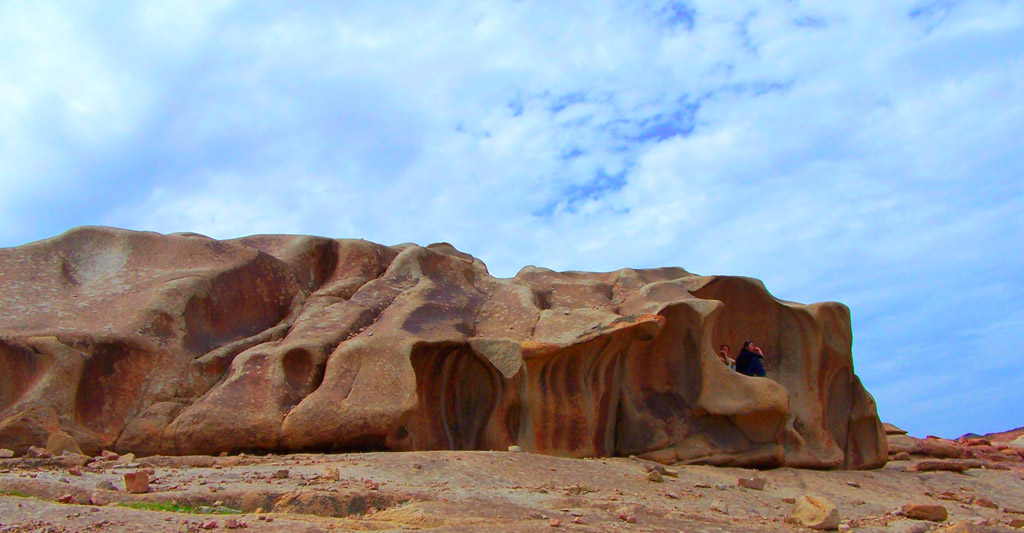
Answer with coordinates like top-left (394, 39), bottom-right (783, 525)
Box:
top-left (2, 451), bottom-right (1024, 532)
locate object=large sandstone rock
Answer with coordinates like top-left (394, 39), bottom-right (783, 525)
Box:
top-left (0, 227), bottom-right (886, 468)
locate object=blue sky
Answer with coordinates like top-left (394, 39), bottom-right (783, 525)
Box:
top-left (2, 1), bottom-right (1022, 438)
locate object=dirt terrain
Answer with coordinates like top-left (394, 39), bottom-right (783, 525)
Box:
top-left (2, 448), bottom-right (1023, 532)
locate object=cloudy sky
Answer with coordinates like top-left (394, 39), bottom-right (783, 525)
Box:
top-left (2, 1), bottom-right (1022, 438)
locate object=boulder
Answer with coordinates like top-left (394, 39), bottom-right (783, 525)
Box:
top-left (27, 445), bottom-right (53, 458)
top-left (966, 444), bottom-right (998, 455)
top-left (786, 495), bottom-right (840, 530)
top-left (914, 460), bottom-right (970, 473)
top-left (883, 423), bottom-right (908, 435)
top-left (123, 471), bottom-right (149, 493)
top-left (0, 227), bottom-right (887, 468)
top-left (46, 430), bottom-right (83, 456)
top-left (889, 434), bottom-right (964, 459)
top-left (900, 503), bottom-right (947, 522)
top-left (920, 438), bottom-right (962, 459)
top-left (887, 434), bottom-right (924, 455)
top-left (0, 407), bottom-right (61, 456)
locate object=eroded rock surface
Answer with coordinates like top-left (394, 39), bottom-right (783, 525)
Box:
top-left (0, 227), bottom-right (885, 468)
top-left (884, 428), bottom-right (1024, 467)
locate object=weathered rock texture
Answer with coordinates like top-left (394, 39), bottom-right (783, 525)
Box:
top-left (0, 227), bottom-right (886, 468)
top-left (884, 428), bottom-right (1024, 466)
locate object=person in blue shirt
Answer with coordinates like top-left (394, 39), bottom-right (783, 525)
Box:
top-left (734, 340), bottom-right (767, 377)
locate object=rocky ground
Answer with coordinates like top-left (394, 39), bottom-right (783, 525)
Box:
top-left (3, 429), bottom-right (1024, 533)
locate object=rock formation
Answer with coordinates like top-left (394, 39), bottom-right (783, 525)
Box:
top-left (0, 227), bottom-right (886, 468)
top-left (883, 424), bottom-right (1024, 466)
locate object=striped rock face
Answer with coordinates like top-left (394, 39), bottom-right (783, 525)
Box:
top-left (0, 226), bottom-right (886, 468)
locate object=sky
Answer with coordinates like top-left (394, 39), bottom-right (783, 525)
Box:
top-left (1, 0), bottom-right (1022, 439)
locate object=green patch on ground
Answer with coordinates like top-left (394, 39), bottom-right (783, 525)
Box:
top-left (119, 501), bottom-right (242, 514)
top-left (0, 490), bottom-right (32, 498)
